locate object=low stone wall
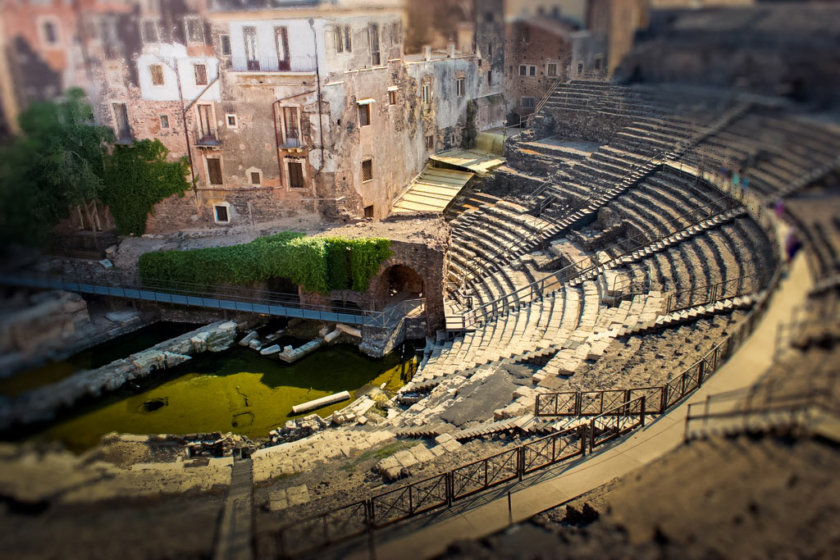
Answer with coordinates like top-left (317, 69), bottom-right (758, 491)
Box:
top-left (0, 320), bottom-right (240, 430)
top-left (0, 291), bottom-right (89, 355)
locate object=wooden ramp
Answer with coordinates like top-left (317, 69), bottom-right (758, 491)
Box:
top-left (430, 148), bottom-right (505, 174)
top-left (391, 165), bottom-right (474, 214)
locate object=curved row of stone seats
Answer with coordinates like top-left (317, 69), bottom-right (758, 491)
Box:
top-left (785, 198), bottom-right (840, 283)
top-left (446, 200), bottom-right (561, 299)
top-left (541, 81), bottom-right (733, 124)
top-left (683, 112), bottom-right (840, 199)
top-left (405, 281), bottom-right (602, 390)
top-left (613, 218), bottom-right (770, 309)
top-left (546, 312), bottom-right (746, 393)
top-left (604, 168), bottom-right (732, 242)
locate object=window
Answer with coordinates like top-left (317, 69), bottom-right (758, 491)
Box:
top-left (112, 103), bottom-right (131, 142)
top-left (547, 63), bottom-right (558, 77)
top-left (594, 57), bottom-right (602, 71)
top-left (206, 157), bottom-right (223, 185)
top-left (150, 64), bottom-right (165, 86)
top-left (519, 65), bottom-right (527, 76)
top-left (159, 115), bottom-right (169, 129)
top-left (487, 43), bottom-right (492, 56)
top-left (519, 65), bottom-right (536, 77)
top-left (220, 34), bottom-right (231, 56)
top-left (42, 21), bottom-right (58, 46)
top-left (282, 107), bottom-right (300, 147)
top-left (488, 70), bottom-right (493, 85)
top-left (250, 171), bottom-right (261, 185)
top-left (288, 160), bottom-right (305, 188)
top-left (185, 16), bottom-right (203, 44)
top-left (388, 90), bottom-right (397, 105)
top-left (364, 205), bottom-right (374, 218)
top-left (368, 24), bottom-right (380, 66)
top-left (456, 77), bottom-right (465, 97)
top-left (141, 19), bottom-right (159, 43)
top-left (530, 66), bottom-right (536, 77)
top-left (197, 104), bottom-right (214, 143)
top-left (275, 27), bottom-right (290, 71)
top-left (343, 25), bottom-right (352, 52)
top-left (226, 114), bottom-right (237, 128)
top-left (358, 103), bottom-right (370, 126)
top-left (194, 64), bottom-right (208, 86)
top-left (425, 135), bottom-right (434, 150)
top-left (577, 62), bottom-right (583, 75)
top-left (214, 204), bottom-right (229, 223)
top-left (422, 82), bottom-right (430, 105)
top-left (361, 159), bottom-right (373, 182)
top-left (521, 97), bottom-right (535, 109)
top-left (244, 26), bottom-right (259, 71)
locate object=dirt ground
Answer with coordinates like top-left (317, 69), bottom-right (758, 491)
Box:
top-left (443, 434), bottom-right (840, 559)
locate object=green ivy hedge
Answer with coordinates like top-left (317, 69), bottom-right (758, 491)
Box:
top-left (138, 233), bottom-right (392, 294)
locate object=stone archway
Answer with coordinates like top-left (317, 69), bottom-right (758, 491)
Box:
top-left (384, 264), bottom-right (424, 301)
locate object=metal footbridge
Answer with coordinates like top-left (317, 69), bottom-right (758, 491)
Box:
top-left (0, 273), bottom-right (415, 328)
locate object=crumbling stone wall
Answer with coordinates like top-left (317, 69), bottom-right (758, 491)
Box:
top-left (0, 291), bottom-right (90, 356)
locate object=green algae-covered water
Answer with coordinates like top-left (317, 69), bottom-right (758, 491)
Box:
top-left (31, 342), bottom-right (416, 452)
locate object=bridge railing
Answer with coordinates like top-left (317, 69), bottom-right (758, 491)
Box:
top-left (0, 272), bottom-right (420, 329)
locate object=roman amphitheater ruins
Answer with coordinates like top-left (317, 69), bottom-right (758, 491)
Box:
top-left (1, 6), bottom-right (839, 560)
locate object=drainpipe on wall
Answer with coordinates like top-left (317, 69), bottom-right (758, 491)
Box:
top-left (309, 19), bottom-right (326, 191)
top-left (172, 59), bottom-right (198, 196)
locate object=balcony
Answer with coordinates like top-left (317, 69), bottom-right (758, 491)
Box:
top-left (194, 130), bottom-right (221, 147)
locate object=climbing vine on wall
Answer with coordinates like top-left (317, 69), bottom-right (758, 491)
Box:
top-left (103, 140), bottom-right (192, 236)
top-left (138, 233), bottom-right (391, 294)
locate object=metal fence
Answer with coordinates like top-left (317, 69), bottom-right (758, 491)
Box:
top-left (537, 258), bottom-right (783, 419)
top-left (272, 426), bottom-right (585, 557)
top-left (273, 240), bottom-right (783, 558)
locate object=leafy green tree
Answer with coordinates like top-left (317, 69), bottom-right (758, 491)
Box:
top-left (103, 139), bottom-right (191, 236)
top-left (0, 88), bottom-right (112, 246)
top-left (0, 89), bottom-right (192, 245)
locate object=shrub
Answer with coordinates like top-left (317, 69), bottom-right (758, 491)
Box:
top-left (138, 233), bottom-right (391, 294)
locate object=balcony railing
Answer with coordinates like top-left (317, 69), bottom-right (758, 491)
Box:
top-left (194, 130), bottom-right (221, 146)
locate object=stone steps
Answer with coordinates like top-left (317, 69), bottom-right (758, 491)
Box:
top-left (619, 294), bottom-right (759, 337)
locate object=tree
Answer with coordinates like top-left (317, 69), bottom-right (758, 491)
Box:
top-left (0, 88), bottom-right (113, 246)
top-left (0, 89), bottom-right (192, 246)
top-left (103, 139), bottom-right (191, 236)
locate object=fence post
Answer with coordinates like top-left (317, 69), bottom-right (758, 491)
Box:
top-left (640, 396), bottom-right (646, 427)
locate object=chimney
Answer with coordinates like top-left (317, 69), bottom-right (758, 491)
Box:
top-left (423, 45), bottom-right (432, 61)
top-left (448, 42), bottom-right (456, 58)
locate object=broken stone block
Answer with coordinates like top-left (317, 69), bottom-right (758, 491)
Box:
top-left (163, 352), bottom-right (191, 368)
top-left (409, 444), bottom-right (435, 463)
top-left (239, 331), bottom-right (259, 347)
top-left (260, 344), bottom-right (280, 356)
top-left (393, 450), bottom-right (418, 469)
top-left (434, 433), bottom-right (455, 445)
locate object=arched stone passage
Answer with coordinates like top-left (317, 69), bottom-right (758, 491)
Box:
top-left (385, 264), bottom-right (424, 301)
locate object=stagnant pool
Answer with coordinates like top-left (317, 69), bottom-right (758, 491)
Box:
top-left (23, 341), bottom-right (416, 452)
top-left (0, 322), bottom-right (201, 398)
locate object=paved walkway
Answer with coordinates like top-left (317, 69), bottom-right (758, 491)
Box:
top-left (214, 457), bottom-right (254, 560)
top-left (354, 253), bottom-right (811, 560)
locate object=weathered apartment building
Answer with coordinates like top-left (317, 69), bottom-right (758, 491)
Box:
top-left (0, 0), bottom-right (506, 232)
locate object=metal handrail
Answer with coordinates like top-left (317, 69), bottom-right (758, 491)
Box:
top-left (458, 193), bottom-right (741, 328)
top-left (0, 272), bottom-right (424, 329)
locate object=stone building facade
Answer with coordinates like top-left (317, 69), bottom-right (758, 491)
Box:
top-left (1, 0), bottom-right (506, 232)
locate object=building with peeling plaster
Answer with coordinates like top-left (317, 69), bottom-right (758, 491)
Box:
top-left (0, 0), bottom-right (506, 231)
